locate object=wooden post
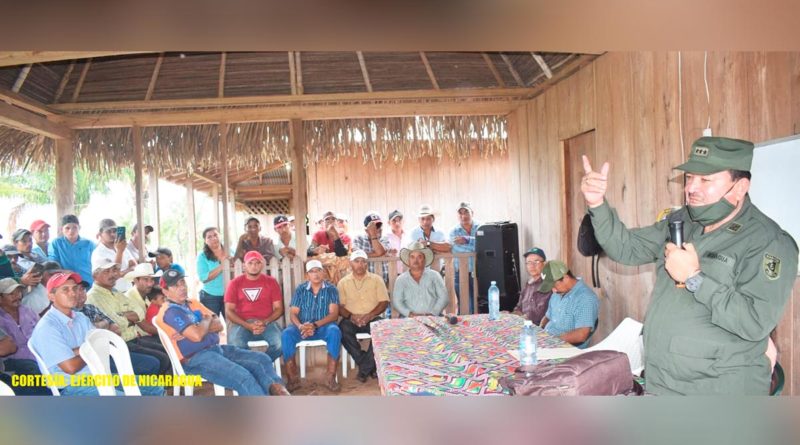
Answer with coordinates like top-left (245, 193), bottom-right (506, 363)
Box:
top-left (147, 168), bottom-right (161, 248)
top-left (219, 123), bottom-right (231, 288)
top-left (211, 184), bottom-right (220, 229)
top-left (290, 119), bottom-right (308, 261)
top-left (54, 138), bottom-right (75, 224)
top-left (185, 179), bottom-right (197, 265)
top-left (132, 126), bottom-right (146, 262)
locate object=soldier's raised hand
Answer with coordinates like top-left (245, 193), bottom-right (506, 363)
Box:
top-left (581, 155), bottom-right (610, 208)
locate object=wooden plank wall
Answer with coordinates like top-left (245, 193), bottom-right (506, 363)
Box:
top-left (509, 51), bottom-right (800, 395)
top-left (306, 148), bottom-right (518, 237)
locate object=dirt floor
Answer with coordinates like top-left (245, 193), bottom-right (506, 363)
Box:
top-left (192, 362), bottom-right (383, 396)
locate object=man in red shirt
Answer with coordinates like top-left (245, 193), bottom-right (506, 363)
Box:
top-left (224, 251), bottom-right (285, 361)
top-left (308, 211), bottom-right (350, 257)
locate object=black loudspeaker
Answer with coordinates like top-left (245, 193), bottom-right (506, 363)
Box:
top-left (475, 222), bottom-right (521, 312)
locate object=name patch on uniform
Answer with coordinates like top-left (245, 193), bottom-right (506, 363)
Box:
top-left (726, 222), bottom-right (742, 233)
top-left (693, 146), bottom-right (710, 157)
top-left (763, 253), bottom-right (781, 280)
top-left (704, 252), bottom-right (733, 266)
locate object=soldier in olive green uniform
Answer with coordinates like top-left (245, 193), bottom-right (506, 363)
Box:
top-left (581, 137), bottom-right (798, 395)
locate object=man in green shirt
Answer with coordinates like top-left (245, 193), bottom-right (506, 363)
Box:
top-left (581, 136), bottom-right (798, 395)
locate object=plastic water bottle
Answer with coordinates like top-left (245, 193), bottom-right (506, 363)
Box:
top-left (519, 320), bottom-right (538, 366)
top-left (488, 281), bottom-right (500, 320)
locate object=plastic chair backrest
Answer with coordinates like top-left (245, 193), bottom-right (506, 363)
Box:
top-left (770, 362), bottom-right (785, 396)
top-left (80, 329), bottom-right (141, 396)
top-left (27, 339), bottom-right (61, 396)
top-left (154, 323), bottom-right (187, 377)
top-left (0, 379), bottom-right (15, 396)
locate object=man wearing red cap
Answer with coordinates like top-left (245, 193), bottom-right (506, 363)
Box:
top-left (28, 272), bottom-right (164, 396)
top-left (224, 251), bottom-right (284, 361)
top-left (29, 220), bottom-right (50, 259)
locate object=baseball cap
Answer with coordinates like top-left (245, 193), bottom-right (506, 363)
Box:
top-left (321, 211), bottom-right (336, 221)
top-left (305, 259), bottom-right (323, 272)
top-left (98, 219), bottom-right (117, 233)
top-left (0, 277), bottom-right (23, 294)
top-left (148, 247), bottom-right (173, 258)
top-left (457, 202), bottom-right (473, 213)
top-left (350, 250), bottom-right (368, 261)
top-left (30, 220), bottom-right (50, 232)
top-left (92, 258), bottom-right (119, 273)
top-left (539, 260), bottom-right (570, 293)
top-left (363, 212), bottom-right (382, 227)
top-left (336, 213), bottom-right (349, 221)
top-left (273, 215), bottom-right (289, 228)
top-left (159, 268), bottom-right (186, 289)
top-left (418, 205), bottom-right (434, 217)
top-left (243, 251), bottom-right (264, 263)
top-left (46, 272), bottom-right (83, 293)
top-left (675, 136), bottom-right (754, 174)
top-left (388, 210), bottom-right (403, 221)
top-left (2, 245), bottom-right (19, 256)
top-left (12, 229), bottom-right (31, 242)
top-left (523, 247), bottom-right (547, 261)
top-left (61, 214), bottom-right (79, 227)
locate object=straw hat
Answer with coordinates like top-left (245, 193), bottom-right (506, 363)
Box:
top-left (399, 241), bottom-right (434, 268)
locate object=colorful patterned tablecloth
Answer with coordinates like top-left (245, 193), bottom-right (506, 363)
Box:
top-left (371, 313), bottom-right (574, 396)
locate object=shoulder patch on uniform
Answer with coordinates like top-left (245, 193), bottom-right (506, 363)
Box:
top-left (763, 253), bottom-right (781, 280)
top-left (656, 206), bottom-right (682, 223)
top-left (726, 222), bottom-right (742, 233)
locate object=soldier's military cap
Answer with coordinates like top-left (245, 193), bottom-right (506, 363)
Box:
top-left (675, 136), bottom-right (754, 174)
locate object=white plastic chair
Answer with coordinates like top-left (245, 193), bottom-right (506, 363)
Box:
top-left (585, 317), bottom-right (644, 375)
top-left (27, 339), bottom-right (61, 396)
top-left (79, 329), bottom-right (141, 396)
top-left (297, 340), bottom-right (329, 379)
top-left (340, 333), bottom-right (372, 378)
top-left (0, 379), bottom-right (15, 396)
top-left (154, 323), bottom-right (230, 396)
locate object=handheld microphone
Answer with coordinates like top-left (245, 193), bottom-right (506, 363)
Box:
top-left (668, 217), bottom-right (685, 288)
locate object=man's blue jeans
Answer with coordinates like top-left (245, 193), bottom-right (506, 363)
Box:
top-left (454, 270), bottom-right (475, 314)
top-left (183, 344), bottom-right (282, 396)
top-left (281, 323), bottom-right (341, 361)
top-left (228, 320), bottom-right (283, 361)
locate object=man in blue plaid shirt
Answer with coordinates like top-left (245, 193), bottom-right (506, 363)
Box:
top-left (351, 212), bottom-right (392, 283)
top-left (538, 260), bottom-right (599, 349)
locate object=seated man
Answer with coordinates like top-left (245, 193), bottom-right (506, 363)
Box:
top-left (123, 263), bottom-right (159, 337)
top-left (224, 251), bottom-right (284, 361)
top-left (392, 242), bottom-right (449, 317)
top-left (307, 211), bottom-right (350, 257)
top-left (29, 272), bottom-right (164, 396)
top-left (149, 247), bottom-right (186, 275)
top-left (234, 217), bottom-right (276, 263)
top-left (271, 215), bottom-right (297, 262)
top-left (538, 260), bottom-right (599, 349)
top-left (75, 280), bottom-right (121, 334)
top-left (90, 219), bottom-right (137, 292)
top-left (1, 325), bottom-right (50, 395)
top-left (87, 260), bottom-right (171, 375)
top-left (156, 269), bottom-right (288, 396)
top-left (281, 260), bottom-right (342, 393)
top-left (338, 250), bottom-right (389, 382)
top-left (351, 212), bottom-right (391, 281)
top-left (512, 247), bottom-right (552, 325)
top-left (13, 229), bottom-right (47, 271)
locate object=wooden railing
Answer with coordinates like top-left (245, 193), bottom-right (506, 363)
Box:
top-left (230, 252), bottom-right (479, 327)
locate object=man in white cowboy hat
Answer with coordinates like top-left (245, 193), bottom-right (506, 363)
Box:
top-left (392, 241), bottom-right (449, 317)
top-left (410, 205), bottom-right (451, 254)
top-left (124, 262), bottom-right (160, 336)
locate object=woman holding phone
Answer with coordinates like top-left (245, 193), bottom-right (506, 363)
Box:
top-left (196, 227), bottom-right (230, 316)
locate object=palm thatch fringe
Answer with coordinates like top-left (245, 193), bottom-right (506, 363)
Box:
top-left (1, 115), bottom-right (506, 174)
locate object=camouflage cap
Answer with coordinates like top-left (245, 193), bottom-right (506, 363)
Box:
top-left (674, 136), bottom-right (754, 174)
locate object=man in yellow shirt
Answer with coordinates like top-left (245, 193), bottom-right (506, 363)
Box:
top-left (338, 250), bottom-right (389, 382)
top-left (123, 263), bottom-right (159, 336)
top-left (87, 259), bottom-right (170, 375)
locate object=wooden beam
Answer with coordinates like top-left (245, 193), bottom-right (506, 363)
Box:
top-left (71, 59), bottom-right (92, 103)
top-left (419, 52), bottom-right (440, 90)
top-left (53, 61), bottom-right (75, 104)
top-left (0, 51), bottom-right (153, 67)
top-left (290, 118), bottom-right (308, 260)
top-left (229, 163), bottom-right (284, 184)
top-left (500, 53), bottom-right (525, 87)
top-left (132, 126), bottom-right (146, 262)
top-left (530, 52), bottom-right (553, 79)
top-left (0, 101), bottom-right (71, 139)
top-left (0, 88), bottom-right (56, 115)
top-left (211, 184), bottom-right (220, 229)
top-left (288, 51), bottom-right (297, 95)
top-left (185, 178), bottom-right (197, 262)
top-left (145, 53), bottom-right (164, 101)
top-left (219, 123), bottom-right (231, 288)
top-left (218, 52), bottom-right (227, 98)
top-left (235, 184), bottom-right (292, 194)
top-left (295, 52), bottom-right (304, 95)
top-left (11, 64), bottom-right (32, 93)
top-left (356, 51), bottom-right (373, 93)
top-left (55, 138), bottom-right (74, 224)
top-left (147, 168), bottom-right (161, 248)
top-left (191, 171), bottom-right (221, 186)
top-left (481, 53), bottom-right (506, 87)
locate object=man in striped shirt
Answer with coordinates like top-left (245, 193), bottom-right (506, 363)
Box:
top-left (281, 259), bottom-right (342, 393)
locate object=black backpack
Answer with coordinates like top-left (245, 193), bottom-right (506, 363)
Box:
top-left (577, 213), bottom-right (603, 288)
